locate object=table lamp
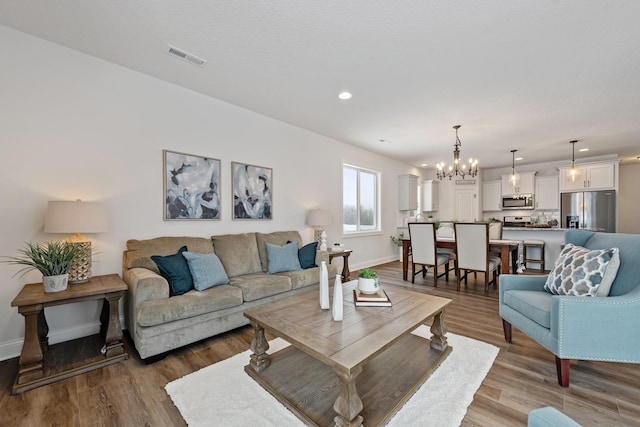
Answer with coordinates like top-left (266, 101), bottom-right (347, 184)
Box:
top-left (306, 209), bottom-right (331, 251)
top-left (44, 200), bottom-right (108, 283)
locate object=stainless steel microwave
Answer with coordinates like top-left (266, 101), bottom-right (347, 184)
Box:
top-left (501, 194), bottom-right (534, 210)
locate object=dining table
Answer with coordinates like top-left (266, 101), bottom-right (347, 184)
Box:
top-left (401, 237), bottom-right (520, 281)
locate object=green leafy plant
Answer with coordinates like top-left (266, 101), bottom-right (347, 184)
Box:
top-left (358, 267), bottom-right (378, 279)
top-left (390, 232), bottom-right (405, 246)
top-left (2, 241), bottom-right (86, 277)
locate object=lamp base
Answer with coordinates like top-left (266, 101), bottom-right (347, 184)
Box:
top-left (68, 241), bottom-right (92, 284)
top-left (320, 230), bottom-right (328, 252)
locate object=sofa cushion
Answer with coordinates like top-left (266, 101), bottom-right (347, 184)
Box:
top-left (228, 273), bottom-right (292, 302)
top-left (182, 251), bottom-right (229, 291)
top-left (266, 241), bottom-right (302, 274)
top-left (136, 284), bottom-right (243, 327)
top-left (126, 236), bottom-right (214, 273)
top-left (544, 243), bottom-right (620, 297)
top-left (256, 231), bottom-right (303, 272)
top-left (296, 241), bottom-right (318, 269)
top-left (503, 290), bottom-right (552, 329)
top-left (151, 246), bottom-right (193, 296)
top-left (211, 233), bottom-right (262, 277)
top-left (277, 266), bottom-right (323, 290)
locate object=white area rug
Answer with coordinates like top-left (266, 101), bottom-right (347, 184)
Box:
top-left (165, 326), bottom-right (499, 426)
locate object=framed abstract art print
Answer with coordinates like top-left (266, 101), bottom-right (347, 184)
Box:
top-left (231, 161), bottom-right (272, 220)
top-left (164, 150), bottom-right (221, 220)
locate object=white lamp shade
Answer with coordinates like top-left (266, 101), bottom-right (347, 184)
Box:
top-left (44, 200), bottom-right (108, 234)
top-left (307, 209), bottom-right (331, 226)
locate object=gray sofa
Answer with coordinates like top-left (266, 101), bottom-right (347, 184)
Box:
top-left (123, 230), bottom-right (337, 360)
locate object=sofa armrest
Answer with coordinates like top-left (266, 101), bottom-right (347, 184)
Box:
top-left (316, 250), bottom-right (330, 265)
top-left (551, 284), bottom-right (640, 360)
top-left (123, 267), bottom-right (170, 304)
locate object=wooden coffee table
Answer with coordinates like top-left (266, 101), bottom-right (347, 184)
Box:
top-left (244, 281), bottom-right (452, 427)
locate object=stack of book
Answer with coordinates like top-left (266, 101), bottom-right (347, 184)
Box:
top-left (353, 288), bottom-right (392, 307)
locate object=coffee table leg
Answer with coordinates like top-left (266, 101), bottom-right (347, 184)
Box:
top-left (249, 322), bottom-right (270, 372)
top-left (332, 366), bottom-right (364, 427)
top-left (430, 310), bottom-right (449, 351)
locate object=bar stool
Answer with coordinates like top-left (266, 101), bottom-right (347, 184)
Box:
top-left (523, 239), bottom-right (545, 271)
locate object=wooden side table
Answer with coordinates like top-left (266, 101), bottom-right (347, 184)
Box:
top-left (10, 274), bottom-right (128, 394)
top-left (328, 249), bottom-right (352, 281)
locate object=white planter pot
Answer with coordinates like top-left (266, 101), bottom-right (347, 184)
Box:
top-left (398, 246), bottom-right (403, 262)
top-left (358, 277), bottom-right (380, 294)
top-left (43, 273), bottom-right (69, 293)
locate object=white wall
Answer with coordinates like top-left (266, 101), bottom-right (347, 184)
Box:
top-left (0, 26), bottom-right (422, 360)
top-left (619, 162), bottom-right (640, 234)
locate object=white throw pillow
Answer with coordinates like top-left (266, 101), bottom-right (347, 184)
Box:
top-left (544, 243), bottom-right (620, 297)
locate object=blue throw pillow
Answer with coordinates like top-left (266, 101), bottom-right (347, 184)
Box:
top-left (266, 241), bottom-right (302, 274)
top-left (151, 246), bottom-right (193, 296)
top-left (182, 251), bottom-right (229, 291)
top-left (297, 241), bottom-right (318, 269)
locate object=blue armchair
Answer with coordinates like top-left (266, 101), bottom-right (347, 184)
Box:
top-left (499, 230), bottom-right (640, 387)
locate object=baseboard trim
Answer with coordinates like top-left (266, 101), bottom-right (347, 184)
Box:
top-left (0, 315), bottom-right (126, 362)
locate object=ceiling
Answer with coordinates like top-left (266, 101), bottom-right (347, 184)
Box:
top-left (2, 1), bottom-right (640, 169)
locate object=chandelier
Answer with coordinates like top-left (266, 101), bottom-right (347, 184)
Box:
top-left (436, 125), bottom-right (478, 180)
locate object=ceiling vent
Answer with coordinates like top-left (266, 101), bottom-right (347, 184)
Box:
top-left (168, 45), bottom-right (207, 67)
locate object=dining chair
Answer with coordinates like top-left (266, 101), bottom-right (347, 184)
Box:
top-left (408, 222), bottom-right (453, 286)
top-left (488, 220), bottom-right (504, 274)
top-left (454, 222), bottom-right (501, 295)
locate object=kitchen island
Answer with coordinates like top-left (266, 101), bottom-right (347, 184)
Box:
top-left (502, 227), bottom-right (566, 272)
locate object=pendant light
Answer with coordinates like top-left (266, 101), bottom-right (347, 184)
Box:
top-left (509, 149), bottom-right (520, 190)
top-left (568, 140), bottom-right (579, 182)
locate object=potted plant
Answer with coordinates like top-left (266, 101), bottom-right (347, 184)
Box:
top-left (357, 268), bottom-right (380, 294)
top-left (2, 241), bottom-right (85, 293)
top-left (390, 232), bottom-right (405, 262)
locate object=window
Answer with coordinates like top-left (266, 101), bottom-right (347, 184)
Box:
top-left (342, 164), bottom-right (380, 234)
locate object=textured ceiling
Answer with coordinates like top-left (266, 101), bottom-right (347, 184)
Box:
top-left (2, 1), bottom-right (639, 169)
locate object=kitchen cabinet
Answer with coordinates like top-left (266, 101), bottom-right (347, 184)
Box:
top-left (535, 175), bottom-right (559, 210)
top-left (559, 162), bottom-right (616, 192)
top-left (422, 180), bottom-right (439, 212)
top-left (482, 180), bottom-right (501, 211)
top-left (398, 174), bottom-right (418, 211)
top-left (501, 171), bottom-right (536, 195)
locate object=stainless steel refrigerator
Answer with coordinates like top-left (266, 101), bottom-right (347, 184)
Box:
top-left (561, 191), bottom-right (616, 232)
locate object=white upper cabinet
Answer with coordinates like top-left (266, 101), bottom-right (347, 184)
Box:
top-left (482, 180), bottom-right (501, 211)
top-left (398, 174), bottom-right (418, 211)
top-left (559, 162), bottom-right (616, 192)
top-left (422, 180), bottom-right (439, 212)
top-left (501, 171), bottom-right (536, 195)
top-left (535, 175), bottom-right (559, 210)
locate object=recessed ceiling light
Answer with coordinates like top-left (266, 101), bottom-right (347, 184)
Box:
top-left (420, 163), bottom-right (428, 167)
top-left (515, 157), bottom-right (523, 161)
top-left (378, 139), bottom-right (391, 144)
top-left (338, 91), bottom-right (352, 100)
top-left (579, 148), bottom-right (589, 152)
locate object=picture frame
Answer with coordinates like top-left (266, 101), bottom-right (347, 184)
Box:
top-left (231, 161), bottom-right (272, 220)
top-left (163, 150), bottom-right (221, 220)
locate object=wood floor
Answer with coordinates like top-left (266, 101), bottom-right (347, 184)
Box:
top-left (1, 261), bottom-right (639, 426)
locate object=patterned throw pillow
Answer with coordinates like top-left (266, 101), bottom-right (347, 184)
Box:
top-left (265, 241), bottom-right (302, 274)
top-left (544, 243), bottom-right (620, 297)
